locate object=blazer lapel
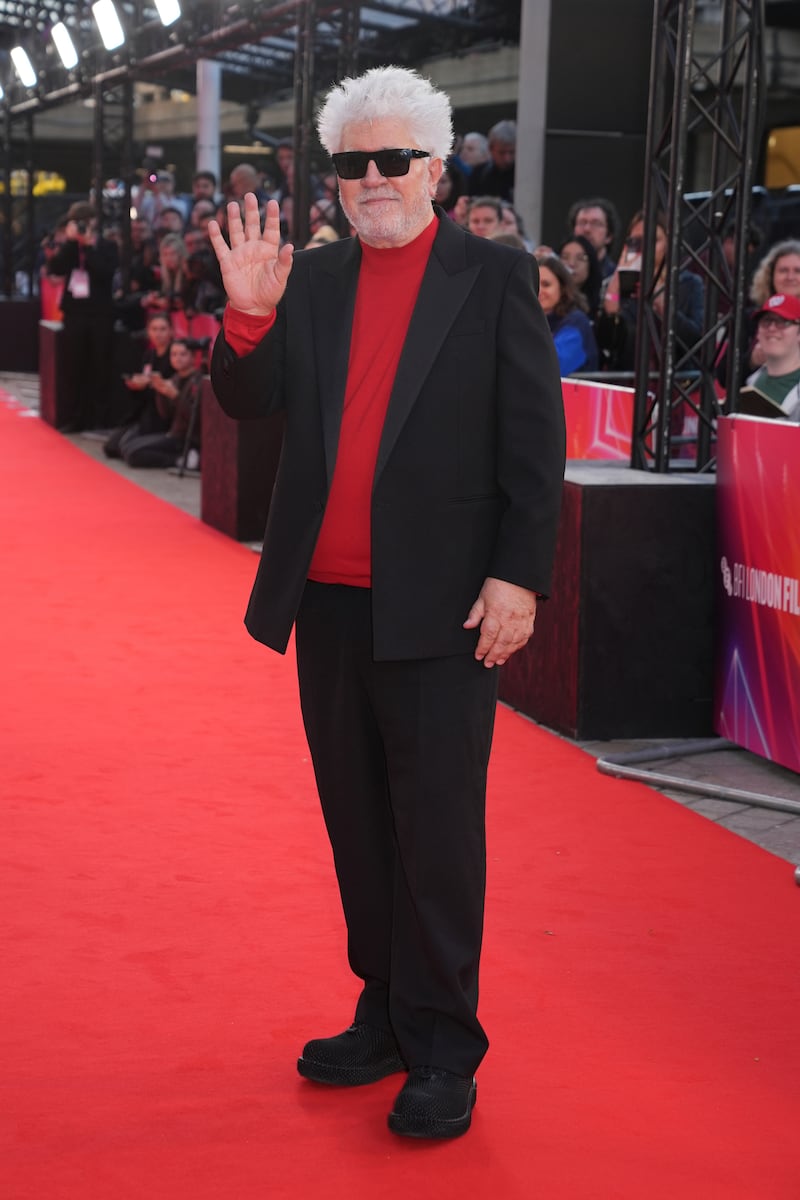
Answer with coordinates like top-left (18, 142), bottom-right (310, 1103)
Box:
top-left (374, 219), bottom-right (481, 483)
top-left (310, 238), bottom-right (361, 488)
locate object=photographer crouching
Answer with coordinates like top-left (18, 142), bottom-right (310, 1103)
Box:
top-left (46, 202), bottom-right (119, 433)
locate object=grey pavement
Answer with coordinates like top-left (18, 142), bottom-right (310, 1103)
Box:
top-left (4, 370), bottom-right (800, 878)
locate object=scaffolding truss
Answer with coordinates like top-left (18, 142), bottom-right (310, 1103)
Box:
top-left (632, 0), bottom-right (765, 472)
top-left (0, 1), bottom-right (519, 110)
top-left (92, 75), bottom-right (134, 291)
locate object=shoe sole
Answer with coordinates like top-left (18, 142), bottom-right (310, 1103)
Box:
top-left (387, 1080), bottom-right (477, 1139)
top-left (297, 1055), bottom-right (406, 1087)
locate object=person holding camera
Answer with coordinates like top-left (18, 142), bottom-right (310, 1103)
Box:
top-left (46, 201), bottom-right (119, 432)
top-left (596, 208), bottom-right (703, 374)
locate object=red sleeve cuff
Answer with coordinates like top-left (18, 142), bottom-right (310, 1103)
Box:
top-left (222, 304), bottom-right (277, 356)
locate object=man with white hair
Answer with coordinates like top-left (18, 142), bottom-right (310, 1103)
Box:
top-left (210, 65), bottom-right (564, 1140)
top-left (452, 130), bottom-right (490, 177)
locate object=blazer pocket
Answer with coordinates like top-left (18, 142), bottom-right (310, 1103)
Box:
top-left (444, 494), bottom-right (500, 507)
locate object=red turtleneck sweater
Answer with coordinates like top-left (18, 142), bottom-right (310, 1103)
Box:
top-left (224, 216), bottom-right (437, 586)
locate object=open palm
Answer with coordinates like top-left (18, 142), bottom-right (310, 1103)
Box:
top-left (208, 194), bottom-right (294, 316)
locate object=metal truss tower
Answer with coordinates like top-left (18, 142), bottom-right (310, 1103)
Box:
top-left (2, 108), bottom-right (34, 297)
top-left (91, 74), bottom-right (134, 292)
top-left (291, 1), bottom-right (360, 246)
top-left (632, 0), bottom-right (765, 472)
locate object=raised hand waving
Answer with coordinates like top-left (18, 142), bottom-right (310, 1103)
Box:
top-left (208, 193), bottom-right (294, 317)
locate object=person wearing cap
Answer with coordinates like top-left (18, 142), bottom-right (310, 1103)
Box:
top-left (745, 293), bottom-right (800, 420)
top-left (45, 202), bottom-right (119, 432)
top-left (208, 65), bottom-right (565, 1140)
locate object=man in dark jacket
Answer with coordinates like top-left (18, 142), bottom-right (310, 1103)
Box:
top-left (46, 201), bottom-right (118, 431)
top-left (467, 119), bottom-right (516, 202)
top-left (209, 66), bottom-right (565, 1141)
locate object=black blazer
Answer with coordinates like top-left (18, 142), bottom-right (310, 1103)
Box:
top-left (211, 210), bottom-right (565, 660)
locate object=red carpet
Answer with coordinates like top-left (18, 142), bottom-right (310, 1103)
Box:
top-left (1, 392), bottom-right (798, 1199)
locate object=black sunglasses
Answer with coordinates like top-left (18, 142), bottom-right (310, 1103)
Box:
top-left (330, 148), bottom-right (431, 180)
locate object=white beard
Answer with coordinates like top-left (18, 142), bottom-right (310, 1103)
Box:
top-left (339, 178), bottom-right (434, 247)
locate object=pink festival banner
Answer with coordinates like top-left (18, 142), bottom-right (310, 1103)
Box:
top-left (715, 416), bottom-right (800, 773)
top-left (561, 378), bottom-right (634, 460)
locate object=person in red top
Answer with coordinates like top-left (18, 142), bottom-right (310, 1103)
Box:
top-left (209, 66), bottom-right (565, 1140)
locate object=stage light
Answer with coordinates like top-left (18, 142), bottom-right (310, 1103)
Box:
top-left (92, 0), bottom-right (125, 51)
top-left (52, 23), bottom-right (79, 70)
top-left (154, 0), bottom-right (181, 26)
top-left (11, 47), bottom-right (38, 89)
top-left (0, 84), bottom-right (4, 102)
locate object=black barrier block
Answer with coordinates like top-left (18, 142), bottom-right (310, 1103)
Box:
top-left (499, 462), bottom-right (716, 740)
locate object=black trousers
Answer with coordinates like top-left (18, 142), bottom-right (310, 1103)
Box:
top-left (61, 307), bottom-right (114, 430)
top-left (295, 581), bottom-right (499, 1077)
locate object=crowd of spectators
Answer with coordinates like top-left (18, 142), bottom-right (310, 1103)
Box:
top-left (38, 115), bottom-right (800, 460)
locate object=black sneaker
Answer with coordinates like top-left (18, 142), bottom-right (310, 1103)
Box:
top-left (388, 1067), bottom-right (477, 1139)
top-left (297, 1022), bottom-right (406, 1086)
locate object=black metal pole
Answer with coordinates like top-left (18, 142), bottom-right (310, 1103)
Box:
top-left (292, 0), bottom-right (316, 249)
top-left (119, 77), bottom-right (134, 296)
top-left (2, 107), bottom-right (13, 297)
top-left (631, 0), bottom-right (665, 471)
top-left (25, 111), bottom-right (35, 298)
top-left (92, 77), bottom-right (105, 219)
top-left (725, 0), bottom-right (765, 421)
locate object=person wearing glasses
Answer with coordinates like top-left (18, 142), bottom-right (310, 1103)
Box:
top-left (208, 65), bottom-right (565, 1141)
top-left (742, 293), bottom-right (800, 420)
top-left (568, 196), bottom-right (621, 281)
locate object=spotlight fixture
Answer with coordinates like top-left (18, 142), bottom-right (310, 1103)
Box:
top-left (51, 22), bottom-right (79, 70)
top-left (154, 0), bottom-right (181, 26)
top-left (11, 47), bottom-right (38, 89)
top-left (91, 0), bottom-right (126, 51)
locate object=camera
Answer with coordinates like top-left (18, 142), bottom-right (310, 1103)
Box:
top-left (618, 268), bottom-right (640, 300)
top-left (76, 220), bottom-right (88, 235)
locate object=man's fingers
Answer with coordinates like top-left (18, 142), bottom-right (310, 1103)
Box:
top-left (262, 197), bottom-right (283, 243)
top-left (227, 200), bottom-right (245, 247)
top-left (463, 599), bottom-right (485, 630)
top-left (207, 220), bottom-right (229, 263)
top-left (274, 242), bottom-right (295, 285)
top-left (475, 622), bottom-right (532, 667)
top-left (473, 615), bottom-right (501, 660)
top-left (243, 192), bottom-right (263, 240)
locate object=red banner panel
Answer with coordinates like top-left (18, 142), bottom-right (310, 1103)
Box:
top-left (715, 416), bottom-right (800, 773)
top-left (562, 378), bottom-right (634, 460)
